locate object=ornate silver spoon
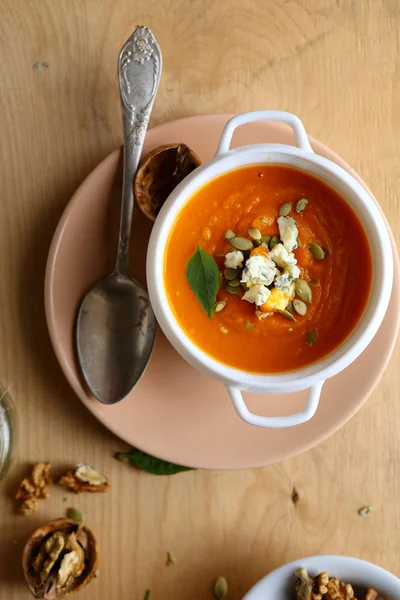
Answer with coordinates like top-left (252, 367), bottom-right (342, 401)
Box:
top-left (76, 27), bottom-right (162, 404)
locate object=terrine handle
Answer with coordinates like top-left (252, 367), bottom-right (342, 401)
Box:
top-left (226, 380), bottom-right (324, 428)
top-left (215, 110), bottom-right (314, 155)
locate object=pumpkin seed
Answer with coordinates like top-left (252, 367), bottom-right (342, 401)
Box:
top-left (308, 242), bottom-right (326, 260)
top-left (166, 551), bottom-right (176, 566)
top-left (295, 197), bottom-right (309, 213)
top-left (214, 576), bottom-right (228, 600)
top-left (66, 507), bottom-right (84, 523)
top-left (279, 202), bottom-right (292, 217)
top-left (240, 281), bottom-right (248, 291)
top-left (252, 239), bottom-right (260, 248)
top-left (229, 278), bottom-right (241, 287)
top-left (295, 279), bottom-right (312, 303)
top-left (286, 301), bottom-right (294, 313)
top-left (308, 279), bottom-right (319, 286)
top-left (260, 217), bottom-right (269, 224)
top-left (248, 228), bottom-right (261, 240)
top-left (260, 235), bottom-right (271, 247)
top-left (245, 320), bottom-right (255, 330)
top-left (297, 237), bottom-right (302, 247)
top-left (224, 267), bottom-right (238, 281)
top-left (224, 282), bottom-right (241, 295)
top-left (230, 236), bottom-right (253, 251)
top-left (270, 235), bottom-right (280, 249)
top-left (224, 229), bottom-right (235, 240)
top-left (306, 328), bottom-right (317, 346)
top-left (293, 299), bottom-right (307, 316)
top-left (280, 309), bottom-right (296, 322)
top-left (214, 301), bottom-right (226, 313)
top-left (358, 505), bottom-right (375, 517)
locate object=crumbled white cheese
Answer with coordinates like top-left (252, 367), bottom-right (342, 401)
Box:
top-left (255, 310), bottom-right (272, 320)
top-left (242, 284), bottom-right (271, 306)
top-left (224, 250), bottom-right (244, 269)
top-left (241, 255), bottom-right (276, 287)
top-left (268, 243), bottom-right (297, 269)
top-left (274, 265), bottom-right (301, 291)
top-left (277, 216), bottom-right (298, 251)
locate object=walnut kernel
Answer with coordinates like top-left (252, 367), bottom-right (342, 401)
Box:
top-left (16, 463), bottom-right (52, 515)
top-left (58, 466), bottom-right (109, 494)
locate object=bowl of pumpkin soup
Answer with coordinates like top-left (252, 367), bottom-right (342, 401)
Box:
top-left (146, 110), bottom-right (393, 428)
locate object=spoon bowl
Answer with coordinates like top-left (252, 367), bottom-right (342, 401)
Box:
top-left (76, 274), bottom-right (156, 404)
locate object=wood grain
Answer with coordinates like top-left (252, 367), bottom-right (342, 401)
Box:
top-left (0, 0), bottom-right (399, 598)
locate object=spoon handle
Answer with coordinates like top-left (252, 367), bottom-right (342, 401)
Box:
top-left (116, 26), bottom-right (162, 273)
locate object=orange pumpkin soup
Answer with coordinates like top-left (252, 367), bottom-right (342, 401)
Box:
top-left (164, 165), bottom-right (372, 373)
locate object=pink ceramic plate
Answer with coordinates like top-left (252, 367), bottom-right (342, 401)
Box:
top-left (45, 115), bottom-right (400, 470)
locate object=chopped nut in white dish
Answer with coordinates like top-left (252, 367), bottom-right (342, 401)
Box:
top-left (262, 282), bottom-right (295, 311)
top-left (295, 567), bottom-right (314, 600)
top-left (268, 243), bottom-right (297, 269)
top-left (224, 250), bottom-right (244, 269)
top-left (275, 264), bottom-right (301, 291)
top-left (241, 254), bottom-right (276, 287)
top-left (294, 567), bottom-right (387, 600)
top-left (277, 216), bottom-right (298, 251)
top-left (242, 284), bottom-right (271, 306)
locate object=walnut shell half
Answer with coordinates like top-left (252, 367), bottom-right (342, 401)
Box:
top-left (134, 143), bottom-right (201, 220)
top-left (22, 518), bottom-right (99, 599)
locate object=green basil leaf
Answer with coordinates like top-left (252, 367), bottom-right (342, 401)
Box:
top-left (115, 451), bottom-right (195, 475)
top-left (186, 245), bottom-right (220, 317)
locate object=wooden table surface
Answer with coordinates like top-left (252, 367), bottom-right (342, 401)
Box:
top-left (1, 1), bottom-right (399, 598)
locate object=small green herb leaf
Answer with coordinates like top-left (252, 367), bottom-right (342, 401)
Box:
top-left (115, 451), bottom-right (195, 476)
top-left (186, 246), bottom-right (220, 317)
top-left (143, 590), bottom-right (151, 600)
